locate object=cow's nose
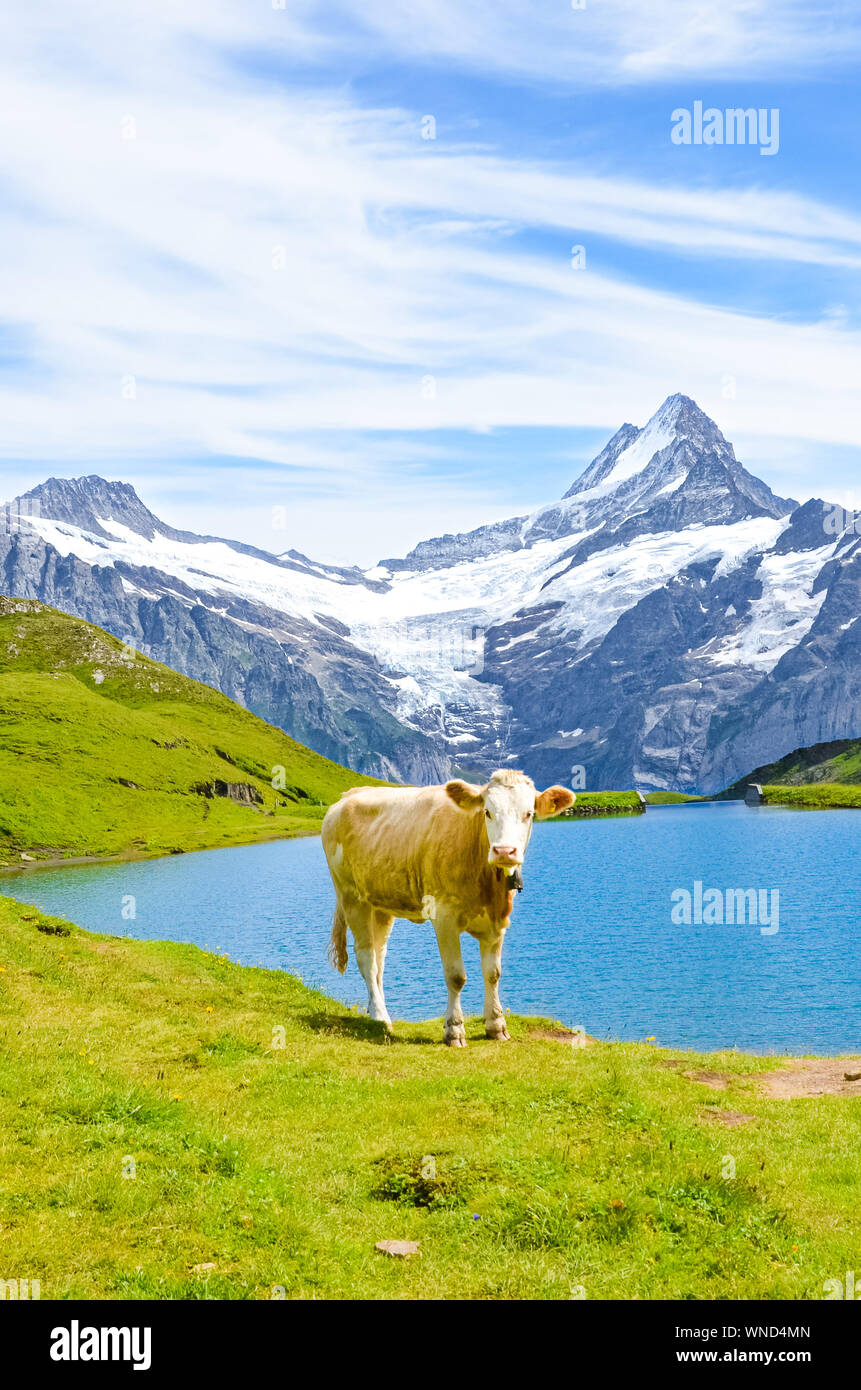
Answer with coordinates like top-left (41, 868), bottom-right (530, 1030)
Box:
top-left (491, 844), bottom-right (520, 862)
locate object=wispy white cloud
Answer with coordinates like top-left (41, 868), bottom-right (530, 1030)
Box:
top-left (0, 1), bottom-right (859, 560)
top-left (9, 0), bottom-right (840, 87)
top-left (324, 0), bottom-right (861, 83)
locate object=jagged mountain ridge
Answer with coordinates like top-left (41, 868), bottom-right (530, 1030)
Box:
top-left (2, 487), bottom-right (445, 783)
top-left (4, 394), bottom-right (856, 793)
top-left (380, 394), bottom-right (796, 572)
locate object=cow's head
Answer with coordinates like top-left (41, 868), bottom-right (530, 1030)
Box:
top-left (445, 769), bottom-right (575, 868)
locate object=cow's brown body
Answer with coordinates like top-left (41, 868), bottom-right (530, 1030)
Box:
top-left (324, 784), bottom-right (515, 927)
top-left (322, 771), bottom-right (573, 1045)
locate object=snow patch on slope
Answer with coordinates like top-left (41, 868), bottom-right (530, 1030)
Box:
top-left (703, 546), bottom-right (832, 670)
top-left (544, 517), bottom-right (787, 647)
top-left (601, 417), bottom-right (677, 488)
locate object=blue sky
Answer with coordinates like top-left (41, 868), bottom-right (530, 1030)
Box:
top-left (1, 0), bottom-right (860, 563)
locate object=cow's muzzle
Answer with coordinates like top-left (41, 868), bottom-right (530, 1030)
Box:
top-left (489, 845), bottom-right (521, 867)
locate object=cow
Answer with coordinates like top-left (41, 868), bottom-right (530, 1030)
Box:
top-left (321, 769), bottom-right (574, 1045)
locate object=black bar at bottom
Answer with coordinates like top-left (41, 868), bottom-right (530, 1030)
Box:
top-left (4, 1298), bottom-right (849, 1376)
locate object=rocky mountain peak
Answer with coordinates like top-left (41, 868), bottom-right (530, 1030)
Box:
top-left (552, 393), bottom-right (796, 551)
top-left (564, 393), bottom-right (732, 500)
top-left (17, 475), bottom-right (165, 542)
top-left (650, 391), bottom-right (718, 433)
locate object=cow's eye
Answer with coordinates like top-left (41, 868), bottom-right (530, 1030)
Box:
top-left (524, 811), bottom-right (533, 821)
top-left (485, 810), bottom-right (491, 819)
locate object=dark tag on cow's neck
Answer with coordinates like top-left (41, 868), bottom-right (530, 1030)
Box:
top-left (495, 866), bottom-right (524, 892)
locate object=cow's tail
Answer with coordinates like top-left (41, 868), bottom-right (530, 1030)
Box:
top-left (328, 903), bottom-right (349, 974)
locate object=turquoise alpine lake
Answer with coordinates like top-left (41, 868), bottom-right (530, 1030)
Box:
top-left (4, 801), bottom-right (858, 1053)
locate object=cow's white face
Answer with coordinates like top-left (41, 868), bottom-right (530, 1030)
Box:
top-left (482, 776), bottom-right (539, 866)
top-left (446, 772), bottom-right (575, 867)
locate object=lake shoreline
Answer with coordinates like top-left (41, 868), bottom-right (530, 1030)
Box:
top-left (0, 818), bottom-right (323, 876)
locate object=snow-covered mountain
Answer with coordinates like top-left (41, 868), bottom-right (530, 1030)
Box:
top-left (4, 393), bottom-right (860, 792)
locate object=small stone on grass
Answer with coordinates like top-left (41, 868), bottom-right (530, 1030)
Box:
top-left (375, 1239), bottom-right (419, 1258)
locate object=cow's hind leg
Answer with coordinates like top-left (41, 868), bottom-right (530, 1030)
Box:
top-left (372, 910), bottom-right (395, 1024)
top-left (347, 900), bottom-right (393, 1034)
top-left (433, 913), bottom-right (467, 1048)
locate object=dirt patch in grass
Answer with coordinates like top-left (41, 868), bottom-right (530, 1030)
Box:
top-left (528, 1027), bottom-right (597, 1046)
top-left (684, 1070), bottom-right (730, 1090)
top-left (701, 1108), bottom-right (756, 1127)
top-left (760, 1059), bottom-right (861, 1098)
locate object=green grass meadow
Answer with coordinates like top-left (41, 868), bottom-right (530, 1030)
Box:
top-left (1, 894), bottom-right (859, 1301)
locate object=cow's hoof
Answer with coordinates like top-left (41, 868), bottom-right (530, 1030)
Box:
top-left (485, 1022), bottom-right (511, 1042)
top-left (444, 1026), bottom-right (467, 1048)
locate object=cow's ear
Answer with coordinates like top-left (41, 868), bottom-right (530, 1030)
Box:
top-left (445, 779), bottom-right (485, 811)
top-left (535, 786), bottom-right (575, 819)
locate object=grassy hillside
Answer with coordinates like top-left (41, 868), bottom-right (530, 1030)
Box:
top-left (720, 737), bottom-right (861, 809)
top-left (643, 791), bottom-right (704, 805)
top-left (0, 598), bottom-right (378, 865)
top-left (1, 893), bottom-right (859, 1300)
top-left (759, 784), bottom-right (861, 809)
top-left (554, 790), bottom-right (645, 817)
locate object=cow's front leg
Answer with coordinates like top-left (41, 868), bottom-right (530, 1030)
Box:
top-left (433, 915), bottom-right (467, 1047)
top-left (480, 932), bottom-right (509, 1041)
